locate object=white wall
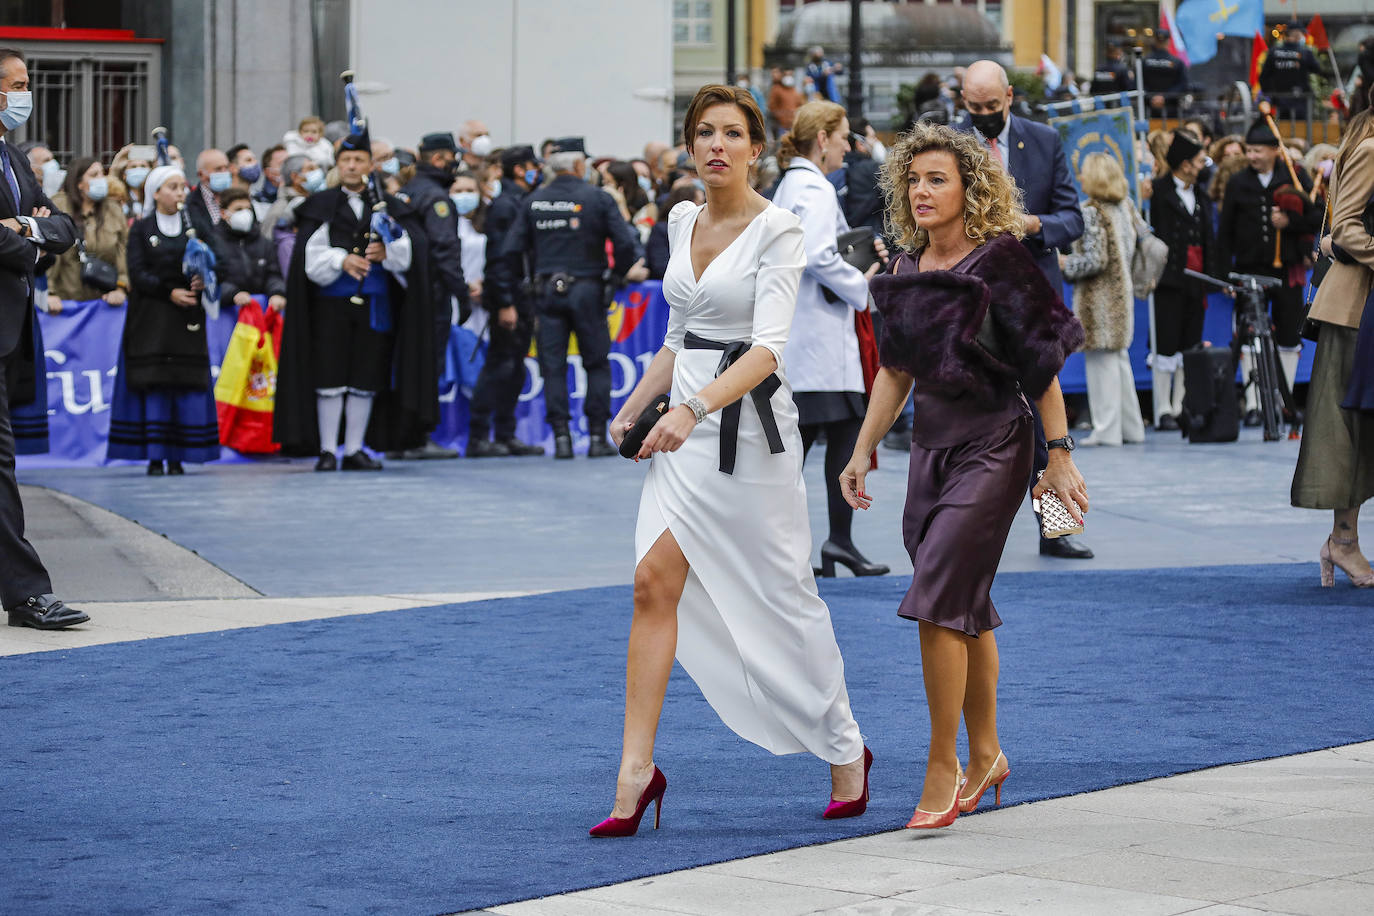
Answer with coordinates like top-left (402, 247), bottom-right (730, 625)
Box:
top-left (350, 0), bottom-right (674, 157)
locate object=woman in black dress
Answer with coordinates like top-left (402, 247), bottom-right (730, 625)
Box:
top-left (840, 123), bottom-right (1088, 829)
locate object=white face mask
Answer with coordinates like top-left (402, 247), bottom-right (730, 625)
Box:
top-left (870, 140), bottom-right (887, 164)
top-left (226, 209), bottom-right (255, 233)
top-left (0, 89), bottom-right (33, 130)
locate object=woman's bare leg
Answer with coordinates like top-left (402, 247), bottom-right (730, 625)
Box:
top-left (962, 629), bottom-right (1004, 790)
top-left (916, 621), bottom-right (968, 811)
top-left (1330, 508), bottom-right (1372, 577)
top-left (609, 528), bottom-right (689, 818)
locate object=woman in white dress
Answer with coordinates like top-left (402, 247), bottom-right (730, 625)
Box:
top-left (590, 85), bottom-right (871, 837)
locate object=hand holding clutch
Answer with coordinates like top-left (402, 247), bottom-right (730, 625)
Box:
top-left (619, 394), bottom-right (672, 459)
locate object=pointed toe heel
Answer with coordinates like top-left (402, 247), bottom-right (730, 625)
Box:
top-left (906, 769), bottom-right (963, 830)
top-left (589, 767), bottom-right (667, 838)
top-left (959, 752), bottom-right (1010, 814)
top-left (823, 746), bottom-right (873, 820)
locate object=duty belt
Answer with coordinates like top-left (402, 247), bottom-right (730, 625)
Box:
top-left (536, 272), bottom-right (592, 295)
top-left (683, 331), bottom-right (785, 475)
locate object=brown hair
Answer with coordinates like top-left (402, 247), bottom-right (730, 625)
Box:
top-left (778, 99), bottom-right (846, 163)
top-left (879, 120), bottom-right (1024, 253)
top-left (1208, 133), bottom-right (1243, 163)
top-left (1208, 152), bottom-right (1249, 205)
top-left (298, 115), bottom-right (325, 132)
top-left (681, 84), bottom-right (767, 152)
top-left (1335, 109), bottom-right (1374, 180)
top-left (218, 186), bottom-right (251, 210)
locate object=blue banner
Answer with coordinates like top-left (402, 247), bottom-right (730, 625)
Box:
top-left (1050, 107), bottom-right (1142, 207)
top-left (1175, 0), bottom-right (1264, 66)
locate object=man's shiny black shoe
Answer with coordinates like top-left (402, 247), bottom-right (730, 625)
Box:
top-left (341, 451), bottom-right (384, 471)
top-left (1243, 409), bottom-right (1263, 428)
top-left (1156, 414), bottom-right (1180, 431)
top-left (7, 594), bottom-right (90, 630)
top-left (553, 434), bottom-right (574, 460)
top-left (1040, 535), bottom-right (1094, 559)
top-left (500, 438), bottom-right (545, 457)
top-left (315, 451), bottom-right (338, 472)
top-left (467, 438), bottom-right (511, 458)
top-left (587, 436), bottom-right (616, 458)
top-left (147, 460), bottom-right (164, 476)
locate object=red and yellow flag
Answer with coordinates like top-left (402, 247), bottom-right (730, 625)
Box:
top-left (1250, 31), bottom-right (1269, 92)
top-left (1307, 14), bottom-right (1330, 52)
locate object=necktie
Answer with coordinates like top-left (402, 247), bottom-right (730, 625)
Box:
top-left (987, 137), bottom-right (1004, 166)
top-left (0, 141), bottom-right (21, 212)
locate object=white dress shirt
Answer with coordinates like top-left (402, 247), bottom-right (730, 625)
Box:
top-left (304, 187), bottom-right (411, 286)
top-left (1173, 175), bottom-right (1197, 214)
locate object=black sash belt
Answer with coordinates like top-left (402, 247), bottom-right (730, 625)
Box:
top-left (683, 331), bottom-right (785, 475)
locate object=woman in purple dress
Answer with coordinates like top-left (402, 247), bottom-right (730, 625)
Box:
top-left (839, 123), bottom-right (1088, 829)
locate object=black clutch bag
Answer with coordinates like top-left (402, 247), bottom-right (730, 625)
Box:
top-left (77, 240), bottom-right (120, 294)
top-left (619, 394), bottom-right (672, 459)
top-left (837, 227), bottom-right (879, 273)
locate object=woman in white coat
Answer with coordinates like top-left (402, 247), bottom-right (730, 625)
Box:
top-left (773, 100), bottom-right (888, 577)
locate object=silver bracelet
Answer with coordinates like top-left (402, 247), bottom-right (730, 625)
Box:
top-left (683, 396), bottom-right (708, 423)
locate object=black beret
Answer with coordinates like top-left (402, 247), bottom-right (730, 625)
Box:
top-left (1245, 116), bottom-right (1280, 147)
top-left (418, 131), bottom-right (458, 154)
top-left (338, 124), bottom-right (372, 154)
top-left (1166, 130), bottom-right (1204, 170)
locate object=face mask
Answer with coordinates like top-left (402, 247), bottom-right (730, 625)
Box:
top-left (870, 140), bottom-right (887, 164)
top-left (781, 76), bottom-right (795, 87)
top-left (487, 179), bottom-right (502, 199)
top-left (381, 157), bottom-right (400, 175)
top-left (450, 191), bottom-right (480, 215)
top-left (43, 168), bottom-right (65, 196)
top-left (125, 166), bottom-right (150, 189)
top-left (0, 89), bottom-right (32, 130)
top-left (470, 135), bottom-right (494, 157)
top-left (637, 175), bottom-right (653, 193)
top-left (238, 164), bottom-right (261, 183)
top-left (227, 209), bottom-right (255, 233)
top-left (1321, 158), bottom-right (1335, 178)
top-left (86, 177), bottom-right (108, 201)
top-left (969, 110), bottom-right (1006, 140)
top-left (524, 168), bottom-right (542, 188)
top-left (41, 158), bottom-right (59, 177)
top-left (303, 170), bottom-right (326, 192)
top-left (208, 171), bottom-right (232, 193)
top-left (736, 80), bottom-right (749, 89)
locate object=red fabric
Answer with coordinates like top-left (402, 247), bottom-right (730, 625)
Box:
top-left (1185, 245), bottom-right (1204, 273)
top-left (1308, 15), bottom-right (1330, 52)
top-left (215, 298), bottom-right (283, 455)
top-left (855, 307), bottom-right (879, 471)
top-left (1250, 33), bottom-right (1268, 91)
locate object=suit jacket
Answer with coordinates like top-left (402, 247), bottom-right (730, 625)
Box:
top-left (1149, 174), bottom-right (1216, 290)
top-left (1313, 137), bottom-right (1374, 329)
top-left (0, 138), bottom-right (77, 359)
top-left (954, 114), bottom-right (1083, 289)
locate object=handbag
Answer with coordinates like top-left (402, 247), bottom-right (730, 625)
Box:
top-left (1130, 224), bottom-right (1169, 297)
top-left (77, 239), bottom-right (120, 294)
top-left (619, 394), bottom-right (672, 459)
top-left (1031, 471), bottom-right (1084, 539)
top-left (837, 227), bottom-right (880, 273)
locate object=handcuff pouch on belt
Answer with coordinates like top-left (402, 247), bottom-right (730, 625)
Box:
top-left (683, 331), bottom-right (785, 475)
top-left (546, 272), bottom-right (575, 295)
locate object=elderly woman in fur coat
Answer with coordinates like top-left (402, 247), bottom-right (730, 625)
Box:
top-left (839, 122), bottom-right (1088, 830)
top-left (1059, 152), bottom-right (1148, 446)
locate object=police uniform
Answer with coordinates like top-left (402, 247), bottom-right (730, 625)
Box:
top-left (1216, 118), bottom-right (1321, 421)
top-left (493, 137), bottom-right (643, 458)
top-left (1259, 36), bottom-right (1322, 116)
top-left (1089, 51), bottom-right (1133, 96)
top-left (1141, 35), bottom-right (1188, 111)
top-left (469, 145), bottom-right (543, 457)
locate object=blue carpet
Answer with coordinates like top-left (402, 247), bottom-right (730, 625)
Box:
top-left (2, 563), bottom-right (1371, 915)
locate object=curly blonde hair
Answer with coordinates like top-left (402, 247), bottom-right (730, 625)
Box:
top-left (879, 121), bottom-right (1025, 253)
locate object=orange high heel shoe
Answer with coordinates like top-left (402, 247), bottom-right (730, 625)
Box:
top-left (1320, 536), bottom-right (1374, 588)
top-left (905, 767), bottom-right (963, 830)
top-left (959, 751), bottom-right (1010, 813)
top-left (589, 767), bottom-right (667, 838)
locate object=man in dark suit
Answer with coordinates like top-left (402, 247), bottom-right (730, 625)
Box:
top-left (0, 48), bottom-right (87, 628)
top-left (957, 59), bottom-right (1092, 559)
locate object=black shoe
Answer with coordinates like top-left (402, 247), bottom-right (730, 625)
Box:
top-left (147, 460), bottom-right (164, 476)
top-left (166, 461), bottom-right (185, 476)
top-left (402, 439), bottom-right (460, 460)
top-left (341, 451), bottom-right (384, 471)
top-left (818, 540), bottom-right (890, 577)
top-left (500, 438), bottom-right (545, 456)
top-left (1156, 414), bottom-right (1180, 431)
top-left (1243, 408), bottom-right (1262, 428)
top-left (553, 434), bottom-right (574, 460)
top-left (881, 429), bottom-right (911, 452)
top-left (315, 451), bottom-right (338, 472)
top-left (586, 436), bottom-right (616, 458)
top-left (467, 438), bottom-right (511, 458)
top-left (1040, 535), bottom-right (1094, 559)
top-left (7, 594), bottom-right (90, 630)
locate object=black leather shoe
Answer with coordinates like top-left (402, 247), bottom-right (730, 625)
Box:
top-left (167, 461), bottom-right (185, 476)
top-left (1156, 414), bottom-right (1180, 431)
top-left (586, 436), bottom-right (616, 458)
top-left (1040, 535), bottom-right (1094, 559)
top-left (818, 540), bottom-right (890, 577)
top-left (147, 460), bottom-right (164, 476)
top-left (467, 438), bottom-right (511, 458)
top-left (500, 438), bottom-right (545, 456)
top-left (402, 439), bottom-right (460, 460)
top-left (881, 429), bottom-right (911, 452)
top-left (553, 434), bottom-right (574, 460)
top-left (315, 451), bottom-right (338, 471)
top-left (341, 451), bottom-right (384, 471)
top-left (1243, 409), bottom-right (1262, 428)
top-left (7, 594), bottom-right (90, 630)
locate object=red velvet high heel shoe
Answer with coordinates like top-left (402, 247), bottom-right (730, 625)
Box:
top-left (959, 751), bottom-right (1009, 813)
top-left (823, 746), bottom-right (873, 819)
top-left (588, 767), bottom-right (667, 838)
top-left (905, 767), bottom-right (963, 830)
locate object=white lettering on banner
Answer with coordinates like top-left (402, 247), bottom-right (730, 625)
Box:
top-left (520, 356), bottom-right (543, 401)
top-left (568, 356), bottom-right (586, 400)
top-left (609, 350), bottom-right (655, 399)
top-left (45, 349), bottom-right (111, 416)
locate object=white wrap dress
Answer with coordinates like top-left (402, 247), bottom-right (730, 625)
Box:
top-left (635, 200), bottom-right (864, 766)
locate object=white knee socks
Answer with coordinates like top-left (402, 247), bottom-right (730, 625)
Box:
top-left (343, 391), bottom-right (374, 456)
top-left (316, 391), bottom-right (344, 455)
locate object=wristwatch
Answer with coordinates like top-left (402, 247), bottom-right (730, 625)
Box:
top-left (1046, 435), bottom-right (1075, 452)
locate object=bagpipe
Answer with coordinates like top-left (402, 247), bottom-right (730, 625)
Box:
top-left (340, 70), bottom-right (403, 305)
top-left (1257, 101), bottom-right (1313, 271)
top-left (153, 126), bottom-right (220, 312)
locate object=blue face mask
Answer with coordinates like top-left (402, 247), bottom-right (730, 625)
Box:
top-left (487, 180), bottom-right (502, 199)
top-left (86, 177), bottom-right (108, 201)
top-left (208, 171), bottom-right (232, 193)
top-left (238, 163), bottom-right (261, 183)
top-left (450, 191), bottom-right (480, 215)
top-left (303, 170), bottom-right (327, 193)
top-left (381, 157), bottom-right (400, 175)
top-left (0, 89), bottom-right (32, 131)
top-left (125, 166), bottom-right (150, 189)
top-left (637, 175), bottom-right (653, 193)
top-left (524, 168), bottom-right (542, 188)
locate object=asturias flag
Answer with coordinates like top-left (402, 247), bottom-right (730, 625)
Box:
top-left (1175, 0), bottom-right (1265, 66)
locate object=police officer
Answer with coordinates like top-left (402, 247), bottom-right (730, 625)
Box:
top-left (492, 137), bottom-right (646, 459)
top-left (1089, 41), bottom-right (1134, 96)
top-left (1142, 30), bottom-right (1188, 113)
top-left (1259, 26), bottom-right (1323, 118)
top-left (469, 145), bottom-right (546, 458)
top-left (398, 131), bottom-right (468, 459)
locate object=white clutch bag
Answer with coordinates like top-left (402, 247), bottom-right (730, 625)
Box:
top-left (1032, 471), bottom-right (1083, 539)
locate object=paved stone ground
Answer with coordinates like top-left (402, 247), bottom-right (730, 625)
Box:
top-left (5, 425), bottom-right (1370, 914)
